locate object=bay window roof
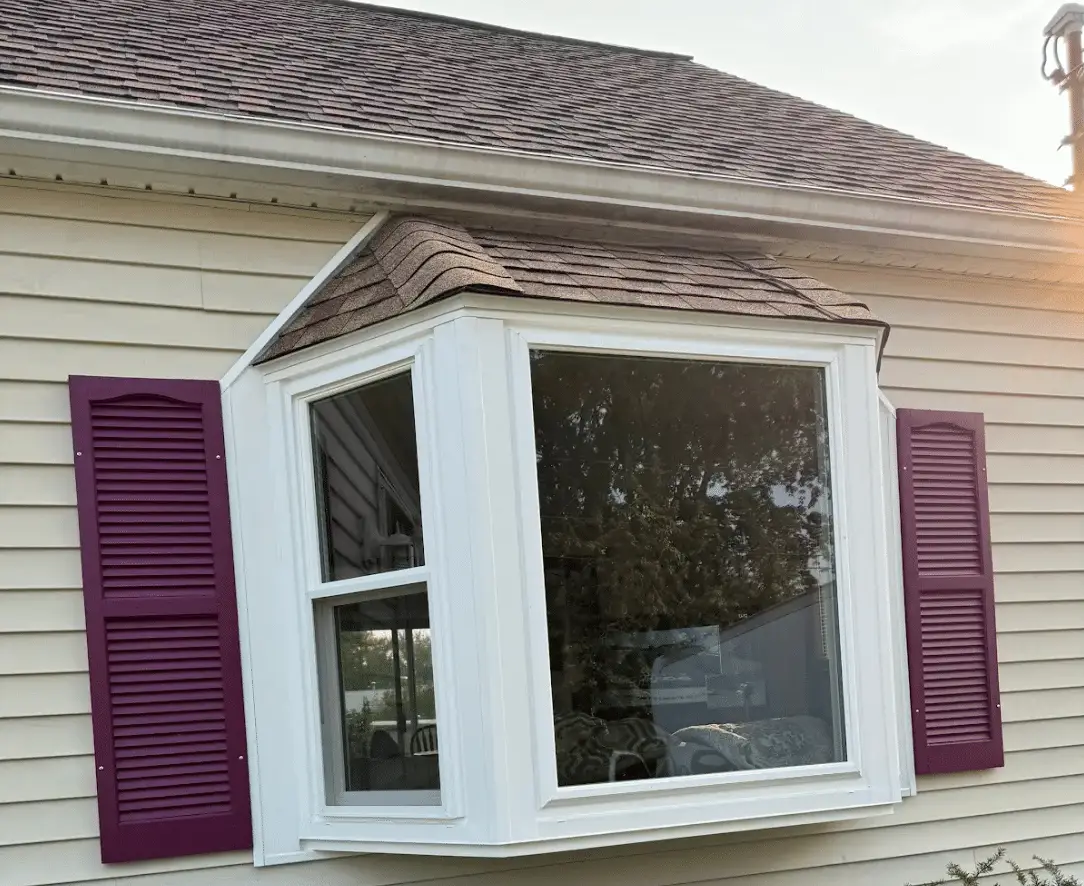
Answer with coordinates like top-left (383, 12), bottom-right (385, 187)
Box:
top-left (257, 215), bottom-right (888, 362)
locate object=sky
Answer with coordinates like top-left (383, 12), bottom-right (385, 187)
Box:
top-left (365, 0), bottom-right (1072, 186)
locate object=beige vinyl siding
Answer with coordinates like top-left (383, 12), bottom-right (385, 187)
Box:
top-left (0, 179), bottom-right (1081, 886)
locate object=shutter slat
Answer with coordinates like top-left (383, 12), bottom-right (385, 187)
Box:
top-left (897, 409), bottom-right (1003, 775)
top-left (116, 722), bottom-right (228, 740)
top-left (112, 701), bottom-right (225, 718)
top-left (70, 376), bottom-right (252, 864)
top-left (114, 759), bottom-right (230, 776)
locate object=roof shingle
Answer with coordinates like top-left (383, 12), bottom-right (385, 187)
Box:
top-left (0, 0), bottom-right (1071, 217)
top-left (256, 215), bottom-right (887, 362)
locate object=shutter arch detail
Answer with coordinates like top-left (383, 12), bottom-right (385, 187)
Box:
top-left (70, 376), bottom-right (252, 863)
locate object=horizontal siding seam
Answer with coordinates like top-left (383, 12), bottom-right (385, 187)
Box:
top-left (0, 750), bottom-right (90, 764)
top-left (884, 384), bottom-right (1084, 401)
top-left (0, 248), bottom-right (318, 279)
top-left (0, 335), bottom-right (243, 356)
top-left (793, 258), bottom-right (1084, 289)
top-left (0, 292), bottom-right (282, 322)
top-left (0, 213), bottom-right (354, 246)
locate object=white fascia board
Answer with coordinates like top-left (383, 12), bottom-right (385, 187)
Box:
top-left (219, 210), bottom-right (390, 391)
top-left (1, 85), bottom-right (1081, 257)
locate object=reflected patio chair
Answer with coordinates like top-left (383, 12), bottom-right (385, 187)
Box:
top-left (410, 723), bottom-right (438, 755)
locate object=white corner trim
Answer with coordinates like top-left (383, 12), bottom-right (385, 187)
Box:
top-left (220, 210), bottom-right (390, 391)
top-left (876, 390), bottom-right (918, 798)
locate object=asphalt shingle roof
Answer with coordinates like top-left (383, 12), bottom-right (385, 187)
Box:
top-left (257, 215), bottom-right (887, 362)
top-left (0, 0), bottom-right (1068, 217)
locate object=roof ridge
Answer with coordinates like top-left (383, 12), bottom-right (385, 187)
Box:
top-left (319, 0), bottom-right (694, 60)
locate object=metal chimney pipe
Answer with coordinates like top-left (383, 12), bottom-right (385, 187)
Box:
top-left (1045, 4), bottom-right (1084, 188)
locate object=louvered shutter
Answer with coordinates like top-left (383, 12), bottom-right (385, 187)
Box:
top-left (896, 409), bottom-right (1003, 775)
top-left (69, 376), bottom-right (252, 863)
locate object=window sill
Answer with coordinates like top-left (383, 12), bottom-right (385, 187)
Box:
top-left (298, 796), bottom-right (900, 858)
top-left (291, 761), bottom-right (903, 860)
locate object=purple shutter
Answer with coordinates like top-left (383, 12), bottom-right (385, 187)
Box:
top-left (897, 409), bottom-right (1003, 775)
top-left (69, 376), bottom-right (252, 863)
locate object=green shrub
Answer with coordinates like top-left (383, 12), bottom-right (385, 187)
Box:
top-left (911, 848), bottom-right (1080, 886)
top-left (344, 699), bottom-right (374, 762)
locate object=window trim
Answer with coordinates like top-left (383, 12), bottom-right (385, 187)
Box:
top-left (879, 391), bottom-right (919, 798)
top-left (502, 314), bottom-right (895, 816)
top-left (508, 329), bottom-right (856, 808)
top-left (271, 331), bottom-right (468, 829)
top-left (225, 295), bottom-right (910, 864)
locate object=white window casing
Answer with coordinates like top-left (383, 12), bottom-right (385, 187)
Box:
top-left (224, 294), bottom-right (909, 864)
top-left (879, 391), bottom-right (918, 798)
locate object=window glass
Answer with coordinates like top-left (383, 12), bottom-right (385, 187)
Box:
top-left (311, 371), bottom-right (439, 805)
top-left (330, 587), bottom-right (439, 800)
top-left (530, 351), bottom-right (844, 787)
top-left (311, 372), bottom-right (423, 583)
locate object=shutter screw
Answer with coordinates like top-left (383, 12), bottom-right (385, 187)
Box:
top-left (98, 766), bottom-right (104, 771)
top-left (76, 451), bottom-right (82, 457)
top-left (239, 755), bottom-right (245, 761)
top-left (216, 455), bottom-right (222, 460)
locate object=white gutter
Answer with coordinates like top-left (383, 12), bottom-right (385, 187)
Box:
top-left (0, 85), bottom-right (1081, 255)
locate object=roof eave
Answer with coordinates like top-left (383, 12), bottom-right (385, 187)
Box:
top-left (1, 85), bottom-right (1081, 257)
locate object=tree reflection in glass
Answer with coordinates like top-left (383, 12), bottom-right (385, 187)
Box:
top-left (530, 351), bottom-right (845, 786)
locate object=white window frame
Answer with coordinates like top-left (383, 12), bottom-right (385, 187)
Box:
top-left (224, 294), bottom-right (909, 864)
top-left (313, 583), bottom-right (441, 809)
top-left (879, 391), bottom-right (918, 798)
top-left (300, 363), bottom-right (441, 811)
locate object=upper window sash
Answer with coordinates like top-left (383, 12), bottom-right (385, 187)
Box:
top-left (292, 357), bottom-right (419, 595)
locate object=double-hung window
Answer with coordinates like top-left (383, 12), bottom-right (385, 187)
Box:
top-left (309, 371), bottom-right (440, 809)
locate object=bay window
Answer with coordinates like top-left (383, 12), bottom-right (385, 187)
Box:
top-left (228, 296), bottom-right (903, 862)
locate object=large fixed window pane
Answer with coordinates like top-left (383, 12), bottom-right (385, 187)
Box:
top-left (311, 372), bottom-right (424, 583)
top-left (311, 372), bottom-right (439, 806)
top-left (530, 351), bottom-right (844, 787)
